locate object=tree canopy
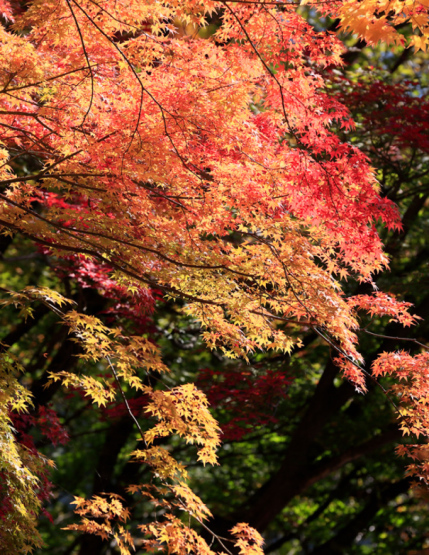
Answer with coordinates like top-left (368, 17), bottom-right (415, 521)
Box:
top-left (0, 0), bottom-right (429, 553)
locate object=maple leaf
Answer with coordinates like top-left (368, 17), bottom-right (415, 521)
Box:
top-left (0, 0), bottom-right (428, 552)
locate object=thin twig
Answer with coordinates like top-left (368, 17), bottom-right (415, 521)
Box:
top-left (65, 0), bottom-right (94, 126)
top-left (312, 325), bottom-right (398, 410)
top-left (107, 356), bottom-right (148, 447)
top-left (363, 329), bottom-right (429, 351)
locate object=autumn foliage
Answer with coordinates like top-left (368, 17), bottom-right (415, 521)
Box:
top-left (0, 0), bottom-right (429, 553)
